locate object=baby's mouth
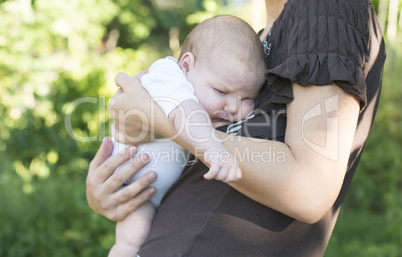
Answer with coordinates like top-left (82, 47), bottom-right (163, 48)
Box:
top-left (211, 118), bottom-right (231, 128)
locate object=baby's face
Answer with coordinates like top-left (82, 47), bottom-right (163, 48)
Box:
top-left (187, 55), bottom-right (265, 127)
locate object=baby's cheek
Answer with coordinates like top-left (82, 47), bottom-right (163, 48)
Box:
top-left (239, 102), bottom-right (255, 119)
top-left (205, 105), bottom-right (218, 119)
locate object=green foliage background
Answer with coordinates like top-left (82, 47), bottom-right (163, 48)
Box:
top-left (0, 0), bottom-right (401, 256)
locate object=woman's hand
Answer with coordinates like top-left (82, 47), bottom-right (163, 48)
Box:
top-left (108, 72), bottom-right (176, 145)
top-left (86, 137), bottom-right (157, 221)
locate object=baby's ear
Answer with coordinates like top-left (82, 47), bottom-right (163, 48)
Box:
top-left (178, 52), bottom-right (195, 75)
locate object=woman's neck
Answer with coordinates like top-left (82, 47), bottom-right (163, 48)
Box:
top-left (260, 0), bottom-right (287, 40)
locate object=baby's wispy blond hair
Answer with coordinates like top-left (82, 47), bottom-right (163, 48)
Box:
top-left (179, 15), bottom-right (266, 78)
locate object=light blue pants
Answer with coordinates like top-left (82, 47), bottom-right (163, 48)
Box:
top-left (112, 137), bottom-right (188, 207)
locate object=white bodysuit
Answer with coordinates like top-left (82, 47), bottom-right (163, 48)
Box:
top-left (112, 57), bottom-right (198, 207)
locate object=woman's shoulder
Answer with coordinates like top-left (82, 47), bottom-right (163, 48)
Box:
top-left (262, 0), bottom-right (378, 110)
top-left (276, 0), bottom-right (370, 34)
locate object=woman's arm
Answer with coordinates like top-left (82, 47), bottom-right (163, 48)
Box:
top-left (225, 83), bottom-right (359, 223)
top-left (110, 73), bottom-right (359, 223)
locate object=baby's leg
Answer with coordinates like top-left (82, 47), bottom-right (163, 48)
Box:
top-left (108, 201), bottom-right (155, 257)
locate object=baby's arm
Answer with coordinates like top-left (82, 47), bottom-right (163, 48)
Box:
top-left (169, 99), bottom-right (241, 183)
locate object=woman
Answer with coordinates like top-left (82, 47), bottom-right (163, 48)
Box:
top-left (87, 0), bottom-right (385, 255)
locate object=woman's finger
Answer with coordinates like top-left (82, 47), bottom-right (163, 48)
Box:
top-left (88, 137), bottom-right (113, 174)
top-left (96, 146), bottom-right (138, 183)
top-left (115, 72), bottom-right (140, 93)
top-left (134, 70), bottom-right (149, 80)
top-left (113, 170), bottom-right (156, 206)
top-left (107, 153), bottom-right (150, 189)
top-left (111, 124), bottom-right (128, 145)
top-left (114, 186), bottom-right (156, 221)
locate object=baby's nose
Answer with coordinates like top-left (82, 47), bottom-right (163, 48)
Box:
top-left (224, 97), bottom-right (240, 115)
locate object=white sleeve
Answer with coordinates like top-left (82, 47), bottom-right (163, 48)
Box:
top-left (140, 56), bottom-right (199, 117)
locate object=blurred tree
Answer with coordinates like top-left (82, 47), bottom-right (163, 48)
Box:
top-left (0, 0), bottom-right (249, 255)
top-left (0, 0), bottom-right (249, 185)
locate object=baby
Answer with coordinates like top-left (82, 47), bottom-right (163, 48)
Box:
top-left (109, 15), bottom-right (266, 256)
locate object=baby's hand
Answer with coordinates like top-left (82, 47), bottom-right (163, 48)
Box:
top-left (203, 147), bottom-right (242, 183)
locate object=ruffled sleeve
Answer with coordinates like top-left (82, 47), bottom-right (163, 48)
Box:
top-left (263, 0), bottom-right (370, 111)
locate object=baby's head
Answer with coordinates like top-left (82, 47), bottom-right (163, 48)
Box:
top-left (179, 15), bottom-right (266, 77)
top-left (178, 15), bottom-right (266, 125)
